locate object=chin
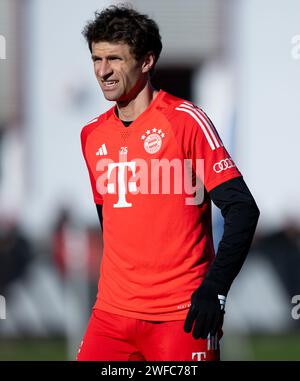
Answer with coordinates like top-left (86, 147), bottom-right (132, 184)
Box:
top-left (102, 92), bottom-right (120, 102)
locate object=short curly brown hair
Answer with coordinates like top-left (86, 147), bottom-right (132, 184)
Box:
top-left (82, 4), bottom-right (162, 75)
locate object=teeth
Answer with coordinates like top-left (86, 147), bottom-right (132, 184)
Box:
top-left (105, 81), bottom-right (117, 86)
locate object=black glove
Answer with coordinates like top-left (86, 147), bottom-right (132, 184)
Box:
top-left (184, 280), bottom-right (226, 340)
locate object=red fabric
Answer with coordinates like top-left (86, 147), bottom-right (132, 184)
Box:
top-left (81, 90), bottom-right (241, 320)
top-left (77, 309), bottom-right (221, 361)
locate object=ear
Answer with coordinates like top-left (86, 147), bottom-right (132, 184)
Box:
top-left (142, 51), bottom-right (155, 74)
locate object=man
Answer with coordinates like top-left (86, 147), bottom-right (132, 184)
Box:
top-left (78, 5), bottom-right (259, 361)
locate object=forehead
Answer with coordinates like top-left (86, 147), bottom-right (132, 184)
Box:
top-left (91, 41), bottom-right (133, 57)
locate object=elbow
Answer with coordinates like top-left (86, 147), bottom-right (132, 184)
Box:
top-left (248, 198), bottom-right (260, 225)
top-left (253, 200), bottom-right (260, 219)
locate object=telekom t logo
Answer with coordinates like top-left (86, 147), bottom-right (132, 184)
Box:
top-left (107, 161), bottom-right (137, 208)
top-left (192, 352), bottom-right (206, 361)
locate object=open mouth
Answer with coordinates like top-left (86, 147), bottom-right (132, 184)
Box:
top-left (102, 80), bottom-right (119, 89)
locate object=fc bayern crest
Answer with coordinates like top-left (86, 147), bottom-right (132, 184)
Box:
top-left (141, 128), bottom-right (165, 154)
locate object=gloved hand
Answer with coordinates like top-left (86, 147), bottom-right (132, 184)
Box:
top-left (184, 280), bottom-right (226, 339)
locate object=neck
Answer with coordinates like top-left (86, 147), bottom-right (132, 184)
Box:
top-left (116, 82), bottom-right (158, 121)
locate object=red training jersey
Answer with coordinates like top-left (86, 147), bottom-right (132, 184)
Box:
top-left (81, 90), bottom-right (241, 321)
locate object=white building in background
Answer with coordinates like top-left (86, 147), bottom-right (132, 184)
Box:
top-left (1, 0), bottom-right (299, 237)
top-left (17, 0), bottom-right (222, 237)
top-left (234, 0), bottom-right (300, 230)
top-left (0, 0), bottom-right (299, 345)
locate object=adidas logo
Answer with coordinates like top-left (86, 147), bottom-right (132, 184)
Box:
top-left (96, 144), bottom-right (108, 156)
top-left (218, 295), bottom-right (226, 311)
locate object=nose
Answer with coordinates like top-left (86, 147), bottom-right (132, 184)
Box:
top-left (97, 59), bottom-right (112, 79)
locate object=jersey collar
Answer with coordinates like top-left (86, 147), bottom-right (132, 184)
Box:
top-left (110, 89), bottom-right (165, 130)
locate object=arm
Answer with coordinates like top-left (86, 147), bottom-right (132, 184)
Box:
top-left (96, 204), bottom-right (103, 230)
top-left (206, 176), bottom-right (260, 294)
top-left (184, 176), bottom-right (260, 339)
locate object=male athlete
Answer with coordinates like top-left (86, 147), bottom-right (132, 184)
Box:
top-left (78, 5), bottom-right (259, 361)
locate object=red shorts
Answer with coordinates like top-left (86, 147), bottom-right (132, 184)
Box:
top-left (77, 309), bottom-right (222, 361)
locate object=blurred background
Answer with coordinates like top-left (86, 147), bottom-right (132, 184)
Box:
top-left (0, 0), bottom-right (300, 360)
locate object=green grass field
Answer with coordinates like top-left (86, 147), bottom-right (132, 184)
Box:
top-left (0, 338), bottom-right (67, 361)
top-left (248, 334), bottom-right (300, 360)
top-left (0, 334), bottom-right (299, 361)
